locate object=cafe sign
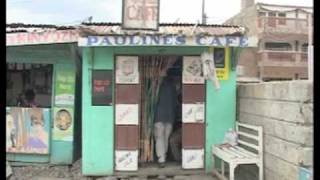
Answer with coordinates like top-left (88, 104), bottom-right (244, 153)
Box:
top-left (122, 0), bottom-right (159, 30)
top-left (79, 35), bottom-right (257, 47)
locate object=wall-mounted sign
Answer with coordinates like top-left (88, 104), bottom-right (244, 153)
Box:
top-left (122, 0), bottom-right (159, 30)
top-left (214, 48), bottom-right (225, 68)
top-left (78, 35), bottom-right (257, 47)
top-left (92, 70), bottom-right (113, 106)
top-left (115, 104), bottom-right (139, 125)
top-left (6, 107), bottom-right (50, 154)
top-left (55, 69), bottom-right (75, 106)
top-left (183, 56), bottom-right (205, 84)
top-left (53, 108), bottom-right (73, 141)
top-left (116, 56), bottom-right (139, 84)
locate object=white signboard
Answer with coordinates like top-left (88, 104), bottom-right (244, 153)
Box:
top-left (183, 56), bottom-right (205, 84)
top-left (115, 150), bottom-right (138, 171)
top-left (115, 104), bottom-right (139, 125)
top-left (122, 0), bottom-right (159, 30)
top-left (182, 149), bottom-right (204, 169)
top-left (78, 35), bottom-right (257, 47)
top-left (182, 104), bottom-right (205, 123)
top-left (116, 56), bottom-right (139, 84)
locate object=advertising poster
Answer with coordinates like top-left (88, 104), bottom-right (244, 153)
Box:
top-left (55, 68), bottom-right (75, 106)
top-left (52, 107), bottom-right (74, 141)
top-left (6, 107), bottom-right (50, 154)
top-left (92, 70), bottom-right (113, 106)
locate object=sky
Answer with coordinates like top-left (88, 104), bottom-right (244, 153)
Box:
top-left (6, 0), bottom-right (313, 25)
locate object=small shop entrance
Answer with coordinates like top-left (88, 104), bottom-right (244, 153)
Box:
top-left (139, 55), bottom-right (182, 167)
top-left (114, 54), bottom-right (205, 172)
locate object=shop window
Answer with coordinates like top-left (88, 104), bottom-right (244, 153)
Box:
top-left (214, 48), bottom-right (225, 68)
top-left (265, 42), bottom-right (292, 51)
top-left (278, 12), bottom-right (286, 25)
top-left (6, 63), bottom-right (53, 108)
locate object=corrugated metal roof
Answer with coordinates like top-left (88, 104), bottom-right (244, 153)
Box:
top-left (78, 22), bottom-right (245, 36)
top-left (6, 22), bottom-right (246, 36)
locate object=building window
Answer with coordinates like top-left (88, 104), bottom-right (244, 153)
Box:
top-left (268, 12), bottom-right (277, 27)
top-left (258, 12), bottom-right (266, 17)
top-left (6, 63), bottom-right (53, 108)
top-left (265, 42), bottom-right (292, 51)
top-left (278, 12), bottom-right (286, 25)
top-left (302, 43), bottom-right (308, 52)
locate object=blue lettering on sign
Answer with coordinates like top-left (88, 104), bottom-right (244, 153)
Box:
top-left (101, 37), bottom-right (112, 46)
top-left (142, 36), bottom-right (148, 45)
top-left (195, 35), bottom-right (206, 45)
top-left (210, 37), bottom-right (222, 46)
top-left (240, 36), bottom-right (248, 47)
top-left (175, 35), bottom-right (186, 45)
top-left (163, 35), bottom-right (173, 45)
top-left (87, 36), bottom-right (98, 46)
top-left (114, 36), bottom-right (127, 45)
top-left (225, 36), bottom-right (236, 46)
top-left (150, 35), bottom-right (160, 45)
top-left (129, 35), bottom-right (141, 45)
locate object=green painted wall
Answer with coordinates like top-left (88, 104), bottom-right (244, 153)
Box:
top-left (81, 46), bottom-right (237, 175)
top-left (6, 44), bottom-right (77, 165)
top-left (205, 48), bottom-right (236, 172)
top-left (82, 48), bottom-right (115, 175)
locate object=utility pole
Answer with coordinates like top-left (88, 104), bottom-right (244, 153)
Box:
top-left (308, 13), bottom-right (313, 81)
top-left (202, 0), bottom-right (207, 24)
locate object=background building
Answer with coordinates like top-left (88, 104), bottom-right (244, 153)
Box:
top-left (225, 0), bottom-right (313, 82)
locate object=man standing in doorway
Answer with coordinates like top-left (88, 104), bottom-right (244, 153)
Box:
top-left (154, 74), bottom-right (177, 168)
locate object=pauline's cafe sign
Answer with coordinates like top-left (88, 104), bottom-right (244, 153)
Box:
top-left (78, 35), bottom-right (257, 47)
top-left (122, 0), bottom-right (159, 30)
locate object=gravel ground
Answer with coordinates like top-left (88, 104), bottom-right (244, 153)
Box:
top-left (7, 159), bottom-right (256, 180)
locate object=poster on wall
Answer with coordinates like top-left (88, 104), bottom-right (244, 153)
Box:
top-left (6, 107), bottom-right (50, 154)
top-left (183, 56), bottom-right (205, 84)
top-left (55, 69), bottom-right (75, 106)
top-left (92, 70), bottom-right (113, 106)
top-left (52, 108), bottom-right (73, 141)
top-left (116, 56), bottom-right (139, 84)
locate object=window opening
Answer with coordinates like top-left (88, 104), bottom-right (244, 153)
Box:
top-left (6, 63), bottom-right (53, 108)
top-left (265, 42), bottom-right (292, 51)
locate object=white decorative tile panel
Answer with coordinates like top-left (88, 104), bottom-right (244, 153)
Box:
top-left (116, 56), bottom-right (139, 84)
top-left (183, 56), bottom-right (205, 84)
top-left (182, 149), bottom-right (204, 169)
top-left (182, 103), bottom-right (205, 123)
top-left (116, 104), bottom-right (139, 125)
top-left (115, 150), bottom-right (138, 171)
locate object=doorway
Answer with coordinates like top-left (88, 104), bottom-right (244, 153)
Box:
top-left (139, 55), bottom-right (182, 167)
top-left (114, 54), bottom-right (205, 171)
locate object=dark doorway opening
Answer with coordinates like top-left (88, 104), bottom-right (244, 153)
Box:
top-left (139, 55), bottom-right (182, 167)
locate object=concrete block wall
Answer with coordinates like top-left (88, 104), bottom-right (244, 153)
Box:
top-left (237, 80), bottom-right (313, 180)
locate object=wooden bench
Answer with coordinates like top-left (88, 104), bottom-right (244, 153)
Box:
top-left (212, 122), bottom-right (263, 180)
